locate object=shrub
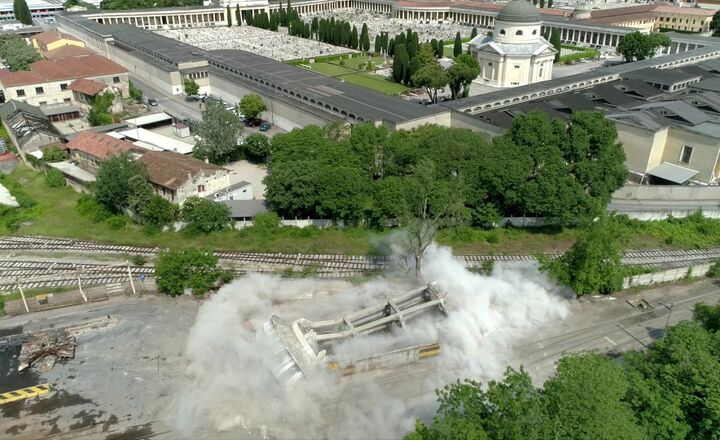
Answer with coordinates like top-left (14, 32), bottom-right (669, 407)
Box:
top-left (44, 169), bottom-right (66, 188)
top-left (252, 212), bottom-right (281, 230)
top-left (132, 254), bottom-right (147, 266)
top-left (76, 195), bottom-right (111, 222)
top-left (105, 215), bottom-right (127, 230)
top-left (709, 261), bottom-right (720, 278)
top-left (155, 248), bottom-right (222, 296)
top-left (42, 146), bottom-right (66, 163)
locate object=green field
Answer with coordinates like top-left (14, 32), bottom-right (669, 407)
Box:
top-left (296, 54), bottom-right (410, 95)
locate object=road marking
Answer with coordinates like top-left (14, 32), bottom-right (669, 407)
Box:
top-left (0, 384), bottom-right (51, 405)
top-left (603, 336), bottom-right (617, 346)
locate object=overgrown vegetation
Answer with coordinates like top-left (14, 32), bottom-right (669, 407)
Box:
top-left (617, 32), bottom-right (671, 62)
top-left (559, 45), bottom-right (599, 64)
top-left (87, 91), bottom-right (116, 127)
top-left (407, 302), bottom-right (720, 440)
top-left (128, 80), bottom-right (143, 103)
top-left (155, 247), bottom-right (222, 296)
top-left (44, 168), bottom-right (66, 188)
top-left (0, 36), bottom-right (41, 71)
top-left (193, 98), bottom-right (243, 164)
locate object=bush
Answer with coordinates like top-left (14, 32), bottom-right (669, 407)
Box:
top-left (105, 215), bottom-right (127, 230)
top-left (155, 248), bottom-right (222, 296)
top-left (44, 169), bottom-right (66, 188)
top-left (709, 261), bottom-right (720, 278)
top-left (0, 174), bottom-right (35, 208)
top-left (132, 254), bottom-right (147, 266)
top-left (252, 212), bottom-right (281, 230)
top-left (180, 196), bottom-right (231, 234)
top-left (76, 195), bottom-right (112, 222)
top-left (42, 146), bottom-right (66, 163)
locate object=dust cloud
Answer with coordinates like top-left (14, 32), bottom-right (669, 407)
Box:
top-left (171, 244), bottom-right (569, 439)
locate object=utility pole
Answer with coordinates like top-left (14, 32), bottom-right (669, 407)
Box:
top-left (76, 267), bottom-right (87, 303)
top-left (661, 302), bottom-right (674, 338)
top-left (127, 261), bottom-right (137, 295)
top-left (16, 280), bottom-right (29, 313)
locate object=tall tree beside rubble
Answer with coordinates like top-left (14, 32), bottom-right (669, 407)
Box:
top-left (194, 99), bottom-right (243, 165)
top-left (155, 248), bottom-right (222, 296)
top-left (401, 158), bottom-right (466, 278)
top-left (453, 32), bottom-right (462, 58)
top-left (13, 0), bottom-right (32, 25)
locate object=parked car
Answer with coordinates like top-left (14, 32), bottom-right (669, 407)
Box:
top-left (185, 95), bottom-right (198, 102)
top-left (245, 117), bottom-right (262, 127)
top-left (259, 122), bottom-right (271, 132)
top-left (147, 97), bottom-right (158, 107)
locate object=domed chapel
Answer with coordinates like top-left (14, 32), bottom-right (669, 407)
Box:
top-left (468, 0), bottom-right (557, 87)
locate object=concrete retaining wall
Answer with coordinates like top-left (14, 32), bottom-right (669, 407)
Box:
top-left (613, 185), bottom-right (720, 200)
top-left (623, 263), bottom-right (713, 289)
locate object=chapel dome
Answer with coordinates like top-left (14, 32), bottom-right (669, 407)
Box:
top-left (496, 0), bottom-right (541, 23)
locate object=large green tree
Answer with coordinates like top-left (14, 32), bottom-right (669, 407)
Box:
top-left (412, 63), bottom-right (448, 103)
top-left (183, 78), bottom-right (199, 96)
top-left (447, 53), bottom-right (481, 99)
top-left (94, 153), bottom-right (148, 212)
top-left (180, 196), bottom-right (231, 234)
top-left (193, 98), bottom-right (243, 164)
top-left (0, 36), bottom-right (41, 71)
top-left (155, 248), bottom-right (222, 296)
top-left (239, 93), bottom-right (267, 119)
top-left (13, 0), bottom-right (32, 25)
top-left (541, 216), bottom-right (625, 296)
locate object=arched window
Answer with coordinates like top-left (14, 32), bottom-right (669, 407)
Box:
top-left (532, 30), bottom-right (537, 35)
top-left (500, 29), bottom-right (506, 35)
top-left (516, 30), bottom-right (523, 36)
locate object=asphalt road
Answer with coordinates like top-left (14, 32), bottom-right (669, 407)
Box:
top-left (609, 198), bottom-right (720, 214)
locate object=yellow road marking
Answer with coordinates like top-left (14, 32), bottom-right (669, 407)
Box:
top-left (0, 384), bottom-right (51, 405)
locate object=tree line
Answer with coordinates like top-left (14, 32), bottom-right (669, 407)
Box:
top-left (263, 111), bottom-right (627, 227)
top-left (407, 300), bottom-right (720, 440)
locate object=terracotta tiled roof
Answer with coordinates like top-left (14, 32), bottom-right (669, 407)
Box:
top-left (43, 45), bottom-right (96, 60)
top-left (32, 31), bottom-right (82, 46)
top-left (66, 131), bottom-right (141, 161)
top-left (139, 151), bottom-right (227, 190)
top-left (69, 78), bottom-right (106, 96)
top-left (0, 55), bottom-right (126, 87)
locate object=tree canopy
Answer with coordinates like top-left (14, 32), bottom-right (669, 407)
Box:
top-left (0, 36), bottom-right (41, 71)
top-left (193, 98), bottom-right (243, 164)
top-left (155, 248), bottom-right (222, 296)
top-left (617, 32), bottom-right (671, 62)
top-left (408, 302), bottom-right (720, 440)
top-left (180, 196), bottom-right (231, 234)
top-left (13, 0), bottom-right (32, 25)
top-left (239, 93), bottom-right (267, 119)
top-left (183, 79), bottom-right (199, 96)
top-left (264, 112), bottom-right (626, 227)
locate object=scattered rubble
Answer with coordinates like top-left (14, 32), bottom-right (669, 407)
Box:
top-left (18, 334), bottom-right (76, 372)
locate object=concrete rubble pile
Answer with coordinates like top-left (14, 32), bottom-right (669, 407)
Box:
top-left (265, 282), bottom-right (448, 386)
top-left (18, 333), bottom-right (76, 373)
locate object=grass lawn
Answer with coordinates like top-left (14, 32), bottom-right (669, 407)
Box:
top-left (338, 73), bottom-right (411, 95)
top-left (3, 165), bottom-right (718, 257)
top-left (295, 55), bottom-right (410, 95)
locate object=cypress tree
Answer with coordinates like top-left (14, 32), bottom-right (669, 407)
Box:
top-left (14, 0), bottom-right (32, 25)
top-left (550, 29), bottom-right (561, 62)
top-left (374, 35), bottom-right (381, 54)
top-left (362, 29), bottom-right (370, 52)
top-left (388, 38), bottom-right (395, 57)
top-left (381, 32), bottom-right (388, 53)
top-left (409, 56), bottom-right (421, 85)
top-left (471, 27), bottom-right (477, 39)
top-left (235, 5), bottom-right (241, 27)
top-left (246, 10), bottom-right (253, 26)
top-left (436, 39), bottom-right (444, 58)
top-left (351, 25), bottom-right (358, 49)
top-left (430, 38), bottom-right (437, 54)
top-left (226, 6), bottom-right (231, 27)
top-left (453, 32), bottom-right (462, 58)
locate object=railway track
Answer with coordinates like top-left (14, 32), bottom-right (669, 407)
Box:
top-left (0, 235), bottom-right (718, 275)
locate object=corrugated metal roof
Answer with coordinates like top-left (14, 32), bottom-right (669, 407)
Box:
top-left (647, 162), bottom-right (699, 184)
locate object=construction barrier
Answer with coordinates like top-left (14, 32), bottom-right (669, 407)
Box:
top-left (0, 384), bottom-right (51, 405)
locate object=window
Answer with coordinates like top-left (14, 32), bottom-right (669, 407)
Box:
top-left (197, 184), bottom-right (205, 192)
top-left (63, 98), bottom-right (71, 103)
top-left (680, 145), bottom-right (693, 164)
top-left (16, 89), bottom-right (25, 97)
top-left (515, 30), bottom-right (523, 36)
top-left (500, 29), bottom-right (506, 35)
top-left (60, 83), bottom-right (68, 90)
top-left (113, 76), bottom-right (120, 83)
top-left (532, 30), bottom-right (537, 35)
top-left (38, 101), bottom-right (46, 106)
top-left (514, 65), bottom-right (520, 69)
top-left (488, 62), bottom-right (493, 66)
top-left (35, 87), bottom-right (44, 94)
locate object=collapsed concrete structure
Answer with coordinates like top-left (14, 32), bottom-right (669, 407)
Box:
top-left (265, 282), bottom-right (448, 386)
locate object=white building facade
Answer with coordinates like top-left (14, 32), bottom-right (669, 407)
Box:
top-left (469, 0), bottom-right (556, 88)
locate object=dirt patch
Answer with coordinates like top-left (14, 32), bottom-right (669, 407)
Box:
top-left (4, 423), bottom-right (27, 435)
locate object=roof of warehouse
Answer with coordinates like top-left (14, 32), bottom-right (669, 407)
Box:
top-left (208, 49), bottom-right (444, 124)
top-left (110, 25), bottom-right (208, 65)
